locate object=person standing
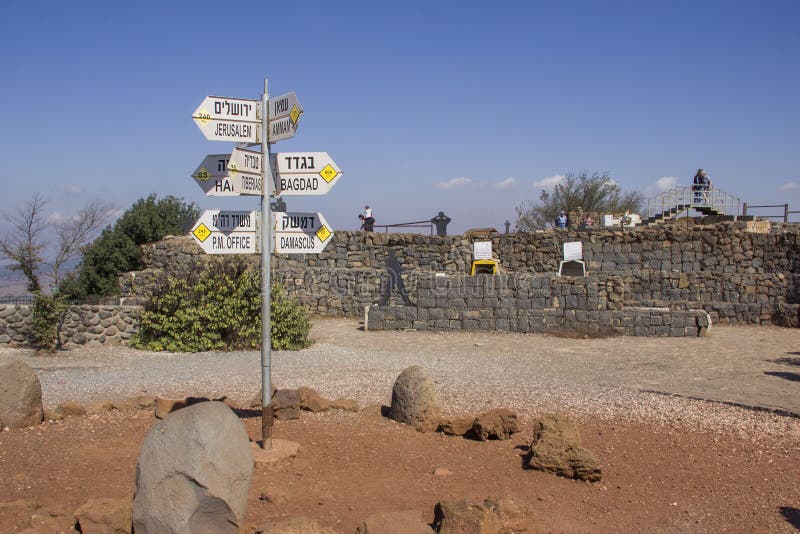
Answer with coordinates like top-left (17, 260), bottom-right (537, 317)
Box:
top-left (556, 211), bottom-right (567, 229)
top-left (362, 205), bottom-right (375, 231)
top-left (693, 169), bottom-right (711, 203)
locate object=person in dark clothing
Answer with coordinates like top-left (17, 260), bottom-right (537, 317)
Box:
top-left (693, 169), bottom-right (711, 203)
top-left (359, 214), bottom-right (375, 232)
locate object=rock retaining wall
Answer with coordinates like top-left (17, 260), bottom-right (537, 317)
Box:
top-left (0, 304), bottom-right (142, 347)
top-left (364, 274), bottom-right (712, 337)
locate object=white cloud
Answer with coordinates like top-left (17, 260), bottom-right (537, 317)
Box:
top-left (779, 182), bottom-right (798, 191)
top-left (494, 177), bottom-right (518, 190)
top-left (533, 175), bottom-right (565, 189)
top-left (434, 177), bottom-right (473, 190)
top-left (47, 211), bottom-right (79, 224)
top-left (645, 176), bottom-right (679, 196)
top-left (64, 185), bottom-right (82, 196)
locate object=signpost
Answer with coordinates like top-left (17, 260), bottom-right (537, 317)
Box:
top-left (273, 211), bottom-right (333, 254)
top-left (192, 148), bottom-right (264, 196)
top-left (273, 152), bottom-right (342, 196)
top-left (190, 80), bottom-right (340, 451)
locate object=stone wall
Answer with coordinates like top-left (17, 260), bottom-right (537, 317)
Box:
top-left (364, 274), bottom-right (711, 337)
top-left (134, 223), bottom-right (800, 276)
top-left (116, 222), bottom-right (800, 329)
top-left (0, 304), bottom-right (142, 347)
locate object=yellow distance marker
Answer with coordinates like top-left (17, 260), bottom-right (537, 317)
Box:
top-left (192, 223), bottom-right (212, 242)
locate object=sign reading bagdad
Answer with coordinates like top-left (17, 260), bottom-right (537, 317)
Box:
top-left (273, 152), bottom-right (342, 196)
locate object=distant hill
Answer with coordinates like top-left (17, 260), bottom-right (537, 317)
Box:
top-left (0, 264), bottom-right (29, 296)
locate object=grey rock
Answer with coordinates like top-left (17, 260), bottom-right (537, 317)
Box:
top-left (0, 360), bottom-right (43, 428)
top-left (389, 366), bottom-right (441, 432)
top-left (132, 401), bottom-right (253, 533)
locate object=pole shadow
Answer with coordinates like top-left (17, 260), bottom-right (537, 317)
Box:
top-left (763, 371), bottom-right (800, 382)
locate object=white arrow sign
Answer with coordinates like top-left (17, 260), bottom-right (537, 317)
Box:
top-left (190, 210), bottom-right (259, 254)
top-left (273, 211), bottom-right (334, 254)
top-left (268, 92), bottom-right (303, 143)
top-left (192, 148), bottom-right (263, 196)
top-left (193, 96), bottom-right (261, 143)
top-left (272, 152), bottom-right (342, 196)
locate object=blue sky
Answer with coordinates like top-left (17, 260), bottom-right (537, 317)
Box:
top-left (0, 0), bottom-right (798, 236)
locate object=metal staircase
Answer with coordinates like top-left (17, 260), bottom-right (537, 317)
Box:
top-left (643, 186), bottom-right (743, 225)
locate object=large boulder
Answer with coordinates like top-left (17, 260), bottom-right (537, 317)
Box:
top-left (0, 360), bottom-right (43, 428)
top-left (389, 366), bottom-right (441, 432)
top-left (471, 409), bottom-right (520, 441)
top-left (132, 401), bottom-right (254, 533)
top-left (526, 414), bottom-right (602, 482)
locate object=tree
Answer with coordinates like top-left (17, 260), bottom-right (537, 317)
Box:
top-left (516, 171), bottom-right (643, 231)
top-left (61, 194), bottom-right (199, 298)
top-left (0, 194), bottom-right (111, 293)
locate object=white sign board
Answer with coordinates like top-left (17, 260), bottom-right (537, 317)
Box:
top-left (273, 211), bottom-right (333, 254)
top-left (191, 210), bottom-right (259, 254)
top-left (268, 92), bottom-right (303, 143)
top-left (473, 241), bottom-right (492, 260)
top-left (272, 152), bottom-right (342, 196)
top-left (563, 241), bottom-right (583, 261)
top-left (192, 96), bottom-right (261, 143)
top-left (192, 148), bottom-right (263, 196)
top-left (193, 96), bottom-right (259, 122)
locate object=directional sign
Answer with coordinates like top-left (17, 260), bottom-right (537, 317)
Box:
top-left (272, 152), bottom-right (342, 196)
top-left (190, 210), bottom-right (259, 254)
top-left (268, 92), bottom-right (303, 143)
top-left (192, 148), bottom-right (263, 196)
top-left (193, 96), bottom-right (261, 142)
top-left (273, 211), bottom-right (333, 254)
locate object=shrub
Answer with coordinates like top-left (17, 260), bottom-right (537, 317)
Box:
top-left (130, 267), bottom-right (311, 352)
top-left (31, 293), bottom-right (67, 351)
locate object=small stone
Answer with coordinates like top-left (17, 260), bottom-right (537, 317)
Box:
top-left (297, 386), bottom-right (330, 412)
top-left (331, 398), bottom-right (359, 412)
top-left (433, 467), bottom-right (453, 476)
top-left (439, 416), bottom-right (475, 436)
top-left (471, 408), bottom-right (520, 441)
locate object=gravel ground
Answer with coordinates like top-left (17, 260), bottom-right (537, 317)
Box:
top-left (3, 319), bottom-right (799, 443)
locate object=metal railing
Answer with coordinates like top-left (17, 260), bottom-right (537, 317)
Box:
top-left (645, 186), bottom-right (741, 220)
top-left (742, 203), bottom-right (799, 223)
top-left (371, 220), bottom-right (434, 234)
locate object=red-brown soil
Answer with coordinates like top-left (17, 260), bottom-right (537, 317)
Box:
top-left (1, 406), bottom-right (799, 532)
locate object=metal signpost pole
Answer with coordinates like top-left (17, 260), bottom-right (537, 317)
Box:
top-left (260, 78), bottom-right (273, 450)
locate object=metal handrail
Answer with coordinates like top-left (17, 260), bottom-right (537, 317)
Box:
top-left (371, 220), bottom-right (434, 234)
top-left (645, 186), bottom-right (741, 219)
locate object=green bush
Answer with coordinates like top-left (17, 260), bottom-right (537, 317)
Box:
top-left (130, 267), bottom-right (311, 352)
top-left (61, 194), bottom-right (199, 299)
top-left (31, 294), bottom-right (67, 351)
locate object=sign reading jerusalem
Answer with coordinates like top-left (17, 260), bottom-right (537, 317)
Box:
top-left (192, 96), bottom-right (261, 143)
top-left (273, 152), bottom-right (342, 196)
